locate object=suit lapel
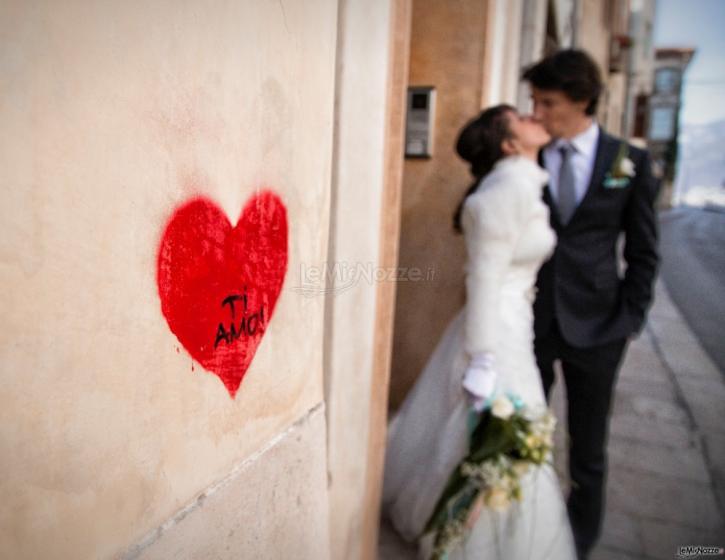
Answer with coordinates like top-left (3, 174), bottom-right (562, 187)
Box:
top-left (571, 128), bottom-right (619, 221)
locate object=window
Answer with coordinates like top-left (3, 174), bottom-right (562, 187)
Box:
top-left (649, 106), bottom-right (675, 140)
top-left (655, 68), bottom-right (679, 94)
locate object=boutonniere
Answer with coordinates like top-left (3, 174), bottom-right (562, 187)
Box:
top-left (603, 143), bottom-right (635, 188)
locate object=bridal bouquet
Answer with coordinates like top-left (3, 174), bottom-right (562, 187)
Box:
top-left (423, 394), bottom-right (556, 559)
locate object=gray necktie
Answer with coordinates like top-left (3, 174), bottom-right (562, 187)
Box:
top-left (557, 143), bottom-right (577, 224)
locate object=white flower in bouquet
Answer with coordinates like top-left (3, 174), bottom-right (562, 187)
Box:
top-left (539, 411), bottom-right (557, 432)
top-left (491, 395), bottom-right (515, 419)
top-left (484, 486), bottom-right (511, 511)
top-left (524, 434), bottom-right (542, 449)
top-left (462, 458), bottom-right (510, 488)
top-left (534, 412), bottom-right (556, 446)
top-left (539, 429), bottom-right (554, 448)
top-left (512, 460), bottom-right (530, 477)
top-left (485, 459), bottom-right (507, 486)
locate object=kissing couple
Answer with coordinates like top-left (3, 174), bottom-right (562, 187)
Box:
top-left (383, 49), bottom-right (659, 560)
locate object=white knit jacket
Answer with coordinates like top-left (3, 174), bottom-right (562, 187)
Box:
top-left (460, 155), bottom-right (551, 360)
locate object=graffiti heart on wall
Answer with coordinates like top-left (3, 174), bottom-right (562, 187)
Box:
top-left (157, 190), bottom-right (288, 397)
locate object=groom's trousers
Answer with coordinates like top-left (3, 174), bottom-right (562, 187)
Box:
top-left (535, 320), bottom-right (628, 559)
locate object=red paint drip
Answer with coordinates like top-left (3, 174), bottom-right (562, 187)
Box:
top-left (157, 190), bottom-right (288, 397)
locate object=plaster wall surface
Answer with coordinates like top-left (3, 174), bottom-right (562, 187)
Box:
top-left (0, 1), bottom-right (336, 558)
top-left (132, 406), bottom-right (330, 560)
top-left (324, 0), bottom-right (397, 558)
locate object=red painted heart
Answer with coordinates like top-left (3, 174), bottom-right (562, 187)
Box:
top-left (157, 190), bottom-right (288, 397)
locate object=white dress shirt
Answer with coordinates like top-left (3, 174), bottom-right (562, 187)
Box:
top-left (543, 121), bottom-right (600, 209)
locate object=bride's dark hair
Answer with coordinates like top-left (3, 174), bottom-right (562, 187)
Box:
top-left (452, 104), bottom-right (515, 233)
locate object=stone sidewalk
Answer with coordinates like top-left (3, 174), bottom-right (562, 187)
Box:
top-left (378, 280), bottom-right (725, 559)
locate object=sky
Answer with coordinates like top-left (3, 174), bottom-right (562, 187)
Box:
top-left (653, 0), bottom-right (725, 125)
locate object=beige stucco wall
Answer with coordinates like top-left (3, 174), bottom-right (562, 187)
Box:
top-left (133, 406), bottom-right (329, 560)
top-left (0, 1), bottom-right (337, 558)
top-left (389, 0), bottom-right (489, 408)
top-left (324, 1), bottom-right (403, 558)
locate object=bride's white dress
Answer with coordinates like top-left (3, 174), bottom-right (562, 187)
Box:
top-left (382, 156), bottom-right (576, 560)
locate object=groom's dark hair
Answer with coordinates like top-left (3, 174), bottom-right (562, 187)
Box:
top-left (522, 49), bottom-right (603, 116)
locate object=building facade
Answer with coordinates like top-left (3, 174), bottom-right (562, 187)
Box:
top-left (647, 47), bottom-right (696, 186)
top-left (622, 0), bottom-right (657, 141)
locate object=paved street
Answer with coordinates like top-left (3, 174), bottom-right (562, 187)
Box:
top-left (659, 206), bottom-right (725, 376)
top-left (379, 278), bottom-right (725, 559)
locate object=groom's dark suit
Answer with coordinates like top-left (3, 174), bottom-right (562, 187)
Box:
top-left (534, 127), bottom-right (659, 557)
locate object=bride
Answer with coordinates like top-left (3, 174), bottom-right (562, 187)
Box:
top-left (382, 105), bottom-right (576, 560)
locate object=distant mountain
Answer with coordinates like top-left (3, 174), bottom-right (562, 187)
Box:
top-left (675, 119), bottom-right (725, 206)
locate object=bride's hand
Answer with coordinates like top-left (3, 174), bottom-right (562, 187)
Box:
top-left (462, 352), bottom-right (498, 410)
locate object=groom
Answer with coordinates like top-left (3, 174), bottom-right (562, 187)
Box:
top-left (523, 50), bottom-right (659, 559)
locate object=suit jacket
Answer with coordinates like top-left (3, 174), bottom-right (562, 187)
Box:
top-left (533, 128), bottom-right (660, 348)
